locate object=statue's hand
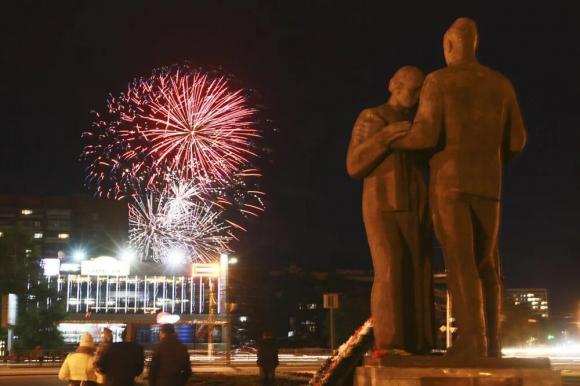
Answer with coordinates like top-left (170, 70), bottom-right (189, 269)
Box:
top-left (379, 121), bottom-right (411, 145)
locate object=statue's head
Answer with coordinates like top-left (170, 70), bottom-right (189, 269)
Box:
top-left (388, 66), bottom-right (425, 109)
top-left (443, 17), bottom-right (478, 65)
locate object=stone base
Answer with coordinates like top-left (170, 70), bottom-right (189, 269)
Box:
top-left (354, 356), bottom-right (561, 386)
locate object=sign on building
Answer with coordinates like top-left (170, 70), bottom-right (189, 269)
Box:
top-left (323, 293), bottom-right (340, 309)
top-left (41, 258), bottom-right (61, 276)
top-left (81, 256), bottom-right (130, 276)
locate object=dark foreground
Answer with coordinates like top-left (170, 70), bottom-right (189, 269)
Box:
top-left (0, 374), bottom-right (309, 386)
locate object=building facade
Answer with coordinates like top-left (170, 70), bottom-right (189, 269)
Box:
top-left (43, 255), bottom-right (229, 348)
top-left (505, 288), bottom-right (549, 319)
top-left (0, 194), bottom-right (127, 259)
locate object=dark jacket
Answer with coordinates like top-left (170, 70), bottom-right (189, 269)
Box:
top-left (148, 335), bottom-right (191, 386)
top-left (96, 341), bottom-right (144, 386)
top-left (257, 338), bottom-right (279, 370)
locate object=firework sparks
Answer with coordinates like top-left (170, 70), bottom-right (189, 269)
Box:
top-left (123, 71), bottom-right (259, 184)
top-left (129, 184), bottom-right (232, 263)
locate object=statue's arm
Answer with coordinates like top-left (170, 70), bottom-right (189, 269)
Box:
top-left (503, 87), bottom-right (527, 161)
top-left (346, 110), bottom-right (407, 179)
top-left (391, 76), bottom-right (443, 150)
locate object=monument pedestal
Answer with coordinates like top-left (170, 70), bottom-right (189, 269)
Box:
top-left (354, 356), bottom-right (561, 386)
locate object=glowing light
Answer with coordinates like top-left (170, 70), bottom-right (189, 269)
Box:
top-left (166, 247), bottom-right (186, 267)
top-left (34, 233), bottom-right (43, 239)
top-left (192, 263), bottom-right (220, 277)
top-left (119, 247), bottom-right (136, 262)
top-left (228, 257), bottom-right (238, 265)
top-left (21, 209), bottom-right (33, 215)
top-left (58, 233), bottom-right (70, 239)
top-left (73, 250), bottom-right (87, 261)
top-left (156, 312), bottom-right (180, 324)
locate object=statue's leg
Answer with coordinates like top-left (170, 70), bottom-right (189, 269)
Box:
top-left (431, 193), bottom-right (487, 357)
top-left (398, 209), bottom-right (433, 354)
top-left (364, 209), bottom-right (406, 350)
top-left (471, 197), bottom-right (502, 357)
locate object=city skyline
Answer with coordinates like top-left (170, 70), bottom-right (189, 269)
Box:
top-left (1, 2), bottom-right (578, 316)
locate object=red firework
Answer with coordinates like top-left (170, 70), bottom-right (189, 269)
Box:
top-left (120, 70), bottom-right (259, 185)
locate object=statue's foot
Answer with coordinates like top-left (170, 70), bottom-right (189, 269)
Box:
top-left (445, 337), bottom-right (486, 359)
top-left (372, 348), bottom-right (412, 358)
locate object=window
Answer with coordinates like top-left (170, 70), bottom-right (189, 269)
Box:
top-left (307, 303), bottom-right (317, 310)
top-left (21, 209), bottom-right (33, 215)
top-left (58, 233), bottom-right (70, 239)
top-left (34, 233), bottom-right (43, 239)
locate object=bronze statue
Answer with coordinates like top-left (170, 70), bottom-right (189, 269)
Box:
top-left (347, 66), bottom-right (434, 354)
top-left (391, 18), bottom-right (527, 357)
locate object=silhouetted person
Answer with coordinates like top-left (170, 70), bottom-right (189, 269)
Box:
top-left (148, 324), bottom-right (191, 386)
top-left (95, 327), bottom-right (113, 385)
top-left (392, 17), bottom-right (527, 357)
top-left (257, 331), bottom-right (279, 386)
top-left (96, 328), bottom-right (144, 386)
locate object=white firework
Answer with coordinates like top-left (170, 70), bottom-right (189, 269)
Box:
top-left (129, 183), bottom-right (231, 263)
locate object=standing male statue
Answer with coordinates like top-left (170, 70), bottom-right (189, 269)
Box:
top-left (391, 17), bottom-right (527, 357)
top-left (347, 66), bottom-right (433, 354)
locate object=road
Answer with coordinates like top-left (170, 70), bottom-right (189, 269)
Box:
top-left (0, 362), bottom-right (318, 385)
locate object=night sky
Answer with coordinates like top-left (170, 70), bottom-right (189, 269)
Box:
top-left (1, 2), bottom-right (578, 315)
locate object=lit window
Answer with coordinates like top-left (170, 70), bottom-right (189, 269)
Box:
top-left (0, 232), bottom-right (3, 237)
top-left (21, 209), bottom-right (33, 215)
top-left (58, 233), bottom-right (70, 239)
top-left (25, 249), bottom-right (32, 255)
top-left (34, 233), bottom-right (43, 239)
top-left (307, 303), bottom-right (317, 310)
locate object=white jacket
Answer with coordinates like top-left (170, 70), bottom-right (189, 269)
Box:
top-left (58, 352), bottom-right (99, 383)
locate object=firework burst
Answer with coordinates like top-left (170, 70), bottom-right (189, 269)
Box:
top-left (82, 64), bottom-right (267, 263)
top-left (128, 184), bottom-right (232, 263)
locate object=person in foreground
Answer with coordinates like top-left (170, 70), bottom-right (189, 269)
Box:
top-left (390, 17), bottom-right (527, 357)
top-left (148, 323), bottom-right (192, 386)
top-left (347, 65), bottom-right (433, 355)
top-left (58, 332), bottom-right (99, 386)
top-left (96, 328), bottom-right (144, 386)
top-left (257, 331), bottom-right (279, 386)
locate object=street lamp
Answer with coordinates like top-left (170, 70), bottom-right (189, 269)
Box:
top-left (72, 249), bottom-right (87, 261)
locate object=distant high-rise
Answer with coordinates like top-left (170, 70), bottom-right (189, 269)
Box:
top-left (505, 288), bottom-right (549, 319)
top-left (0, 194), bottom-right (128, 259)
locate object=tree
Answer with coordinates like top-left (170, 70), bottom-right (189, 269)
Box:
top-left (0, 227), bottom-right (65, 349)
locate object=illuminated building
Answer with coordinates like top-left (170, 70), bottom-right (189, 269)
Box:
top-left (42, 254), bottom-right (230, 348)
top-left (505, 288), bottom-right (549, 319)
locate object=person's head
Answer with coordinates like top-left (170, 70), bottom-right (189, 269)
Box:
top-left (443, 17), bottom-right (478, 65)
top-left (388, 66), bottom-right (425, 110)
top-left (101, 327), bottom-right (113, 343)
top-left (79, 332), bottom-right (94, 349)
top-left (159, 323), bottom-right (175, 341)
